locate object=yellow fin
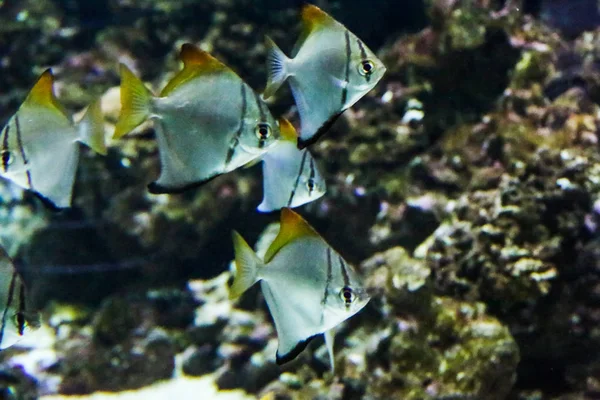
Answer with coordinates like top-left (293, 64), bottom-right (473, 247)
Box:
top-left (294, 4), bottom-right (339, 55)
top-left (114, 64), bottom-right (153, 139)
top-left (160, 43), bottom-right (232, 97)
top-left (278, 117), bottom-right (298, 143)
top-left (230, 231), bottom-right (262, 299)
top-left (301, 4), bottom-right (337, 31)
top-left (264, 208), bottom-right (320, 262)
top-left (24, 69), bottom-right (68, 118)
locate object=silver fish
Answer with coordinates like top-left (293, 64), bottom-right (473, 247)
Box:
top-left (0, 70), bottom-right (106, 209)
top-left (115, 43), bottom-right (283, 193)
top-left (0, 246), bottom-right (40, 351)
top-left (264, 4), bottom-right (386, 148)
top-left (230, 208), bottom-right (370, 370)
top-left (258, 118), bottom-right (326, 212)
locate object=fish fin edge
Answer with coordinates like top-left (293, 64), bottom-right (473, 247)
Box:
top-left (230, 231), bottom-right (262, 299)
top-left (114, 64), bottom-right (153, 139)
top-left (297, 110), bottom-right (344, 149)
top-left (275, 333), bottom-right (318, 365)
top-left (263, 36), bottom-right (290, 99)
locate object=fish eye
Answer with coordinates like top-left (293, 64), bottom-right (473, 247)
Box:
top-left (306, 178), bottom-right (316, 193)
top-left (339, 286), bottom-right (356, 305)
top-left (358, 60), bottom-right (375, 76)
top-left (255, 123), bottom-right (272, 141)
top-left (1, 150), bottom-right (13, 166)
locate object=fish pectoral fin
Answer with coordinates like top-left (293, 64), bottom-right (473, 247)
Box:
top-left (264, 208), bottom-right (320, 262)
top-left (263, 36), bottom-right (291, 99)
top-left (230, 231), bottom-right (262, 299)
top-left (114, 64), bottom-right (153, 139)
top-left (324, 329), bottom-right (335, 373)
top-left (77, 99), bottom-right (107, 155)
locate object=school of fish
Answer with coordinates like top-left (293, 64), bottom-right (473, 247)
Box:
top-left (0, 4), bottom-right (385, 369)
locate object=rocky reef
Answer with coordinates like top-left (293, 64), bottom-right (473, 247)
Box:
top-left (3, 0), bottom-right (600, 399)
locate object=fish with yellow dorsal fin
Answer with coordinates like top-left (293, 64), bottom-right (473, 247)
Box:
top-left (115, 43), bottom-right (282, 193)
top-left (257, 118), bottom-right (326, 212)
top-left (0, 246), bottom-right (40, 351)
top-left (264, 4), bottom-right (386, 149)
top-left (230, 208), bottom-right (370, 371)
top-left (0, 69), bottom-right (106, 209)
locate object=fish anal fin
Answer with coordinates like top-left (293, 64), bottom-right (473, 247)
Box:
top-left (264, 208), bottom-right (320, 262)
top-left (160, 44), bottom-right (231, 97)
top-left (276, 333), bottom-right (318, 365)
top-left (297, 110), bottom-right (344, 149)
top-left (25, 69), bottom-right (68, 118)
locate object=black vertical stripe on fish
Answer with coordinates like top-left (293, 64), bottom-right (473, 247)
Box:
top-left (16, 281), bottom-right (25, 336)
top-left (356, 39), bottom-right (372, 83)
top-left (254, 91), bottom-right (266, 122)
top-left (0, 272), bottom-right (17, 348)
top-left (341, 30), bottom-right (351, 107)
top-left (2, 124), bottom-right (10, 172)
top-left (308, 157), bottom-right (316, 196)
top-left (321, 248), bottom-right (333, 306)
top-left (287, 149), bottom-right (309, 207)
top-left (14, 116), bottom-right (33, 189)
top-left (339, 256), bottom-right (350, 287)
top-left (225, 83), bottom-right (248, 167)
top-left (253, 92), bottom-right (269, 149)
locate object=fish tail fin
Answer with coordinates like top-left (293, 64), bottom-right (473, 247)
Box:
top-left (114, 64), bottom-right (153, 139)
top-left (230, 231), bottom-right (262, 299)
top-left (77, 99), bottom-right (107, 155)
top-left (263, 36), bottom-right (290, 99)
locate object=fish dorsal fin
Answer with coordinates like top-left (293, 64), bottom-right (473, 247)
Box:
top-left (301, 4), bottom-right (337, 33)
top-left (293, 4), bottom-right (338, 56)
top-left (278, 117), bottom-right (298, 143)
top-left (264, 208), bottom-right (320, 262)
top-left (24, 69), bottom-right (68, 118)
top-left (160, 44), bottom-right (232, 97)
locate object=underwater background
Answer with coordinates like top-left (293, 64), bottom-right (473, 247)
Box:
top-left (3, 0), bottom-right (600, 399)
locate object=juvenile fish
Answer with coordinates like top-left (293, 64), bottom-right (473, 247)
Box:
top-left (230, 208), bottom-right (370, 370)
top-left (0, 70), bottom-right (106, 209)
top-left (258, 118), bottom-right (326, 212)
top-left (115, 43), bottom-right (282, 193)
top-left (264, 4), bottom-right (386, 148)
top-left (0, 246), bottom-right (40, 351)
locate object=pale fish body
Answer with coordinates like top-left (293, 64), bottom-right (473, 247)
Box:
top-left (258, 118), bottom-right (326, 212)
top-left (230, 208), bottom-right (370, 370)
top-left (264, 4), bottom-right (386, 148)
top-left (114, 44), bottom-right (282, 193)
top-left (0, 70), bottom-right (106, 209)
top-left (0, 246), bottom-right (40, 351)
